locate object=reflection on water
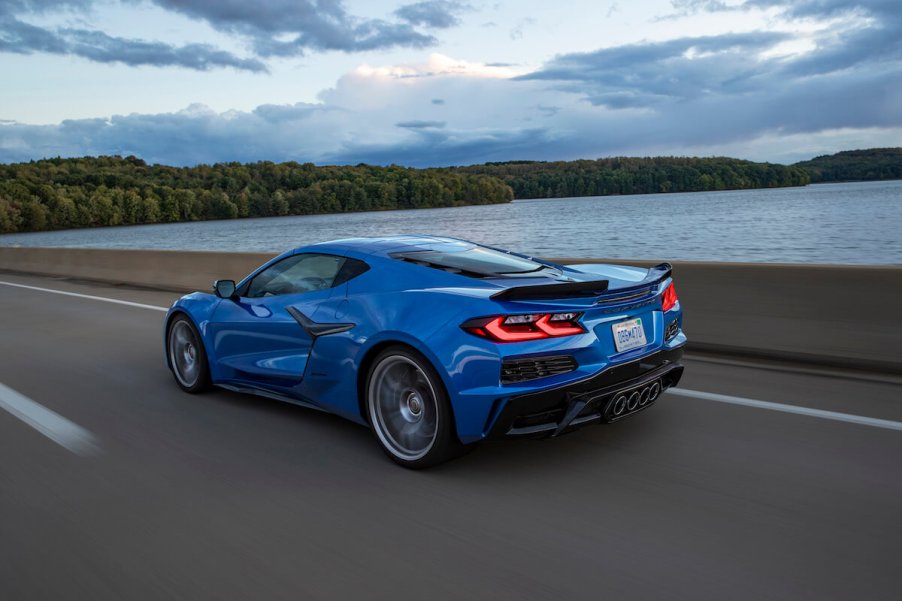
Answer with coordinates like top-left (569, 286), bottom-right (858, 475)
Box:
top-left (2, 180), bottom-right (900, 264)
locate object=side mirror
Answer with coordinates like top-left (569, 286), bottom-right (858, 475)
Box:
top-left (213, 279), bottom-right (237, 299)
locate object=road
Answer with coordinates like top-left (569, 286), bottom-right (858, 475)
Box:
top-left (1, 272), bottom-right (901, 601)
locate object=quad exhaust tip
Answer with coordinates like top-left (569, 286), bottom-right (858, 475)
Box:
top-left (608, 379), bottom-right (663, 419)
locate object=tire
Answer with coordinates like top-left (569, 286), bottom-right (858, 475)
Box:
top-left (366, 346), bottom-right (464, 469)
top-left (167, 314), bottom-right (211, 393)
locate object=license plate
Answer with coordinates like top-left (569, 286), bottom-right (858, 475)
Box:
top-left (612, 318), bottom-right (647, 353)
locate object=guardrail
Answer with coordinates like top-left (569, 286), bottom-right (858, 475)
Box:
top-left (1, 247), bottom-right (899, 374)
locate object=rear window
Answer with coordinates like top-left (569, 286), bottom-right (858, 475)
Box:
top-left (392, 246), bottom-right (556, 278)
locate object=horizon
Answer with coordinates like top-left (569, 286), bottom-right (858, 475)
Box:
top-left (2, 146), bottom-right (894, 170)
top-left (1, 1), bottom-right (900, 167)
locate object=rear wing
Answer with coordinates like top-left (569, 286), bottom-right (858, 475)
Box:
top-left (490, 279), bottom-right (610, 301)
top-left (489, 263), bottom-right (673, 302)
top-left (642, 262), bottom-right (673, 284)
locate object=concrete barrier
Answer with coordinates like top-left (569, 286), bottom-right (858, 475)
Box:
top-left (0, 247), bottom-right (273, 293)
top-left (0, 247), bottom-right (899, 374)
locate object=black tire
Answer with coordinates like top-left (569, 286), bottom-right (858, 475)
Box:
top-left (166, 314), bottom-right (211, 393)
top-left (366, 346), bottom-right (465, 469)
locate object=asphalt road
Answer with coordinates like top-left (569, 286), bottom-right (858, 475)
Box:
top-left (1, 272), bottom-right (901, 601)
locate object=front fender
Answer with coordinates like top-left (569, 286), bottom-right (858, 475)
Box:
top-left (163, 292), bottom-right (222, 373)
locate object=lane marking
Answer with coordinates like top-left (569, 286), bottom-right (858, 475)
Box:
top-left (0, 280), bottom-right (168, 312)
top-left (667, 388), bottom-right (902, 432)
top-left (0, 382), bottom-right (100, 455)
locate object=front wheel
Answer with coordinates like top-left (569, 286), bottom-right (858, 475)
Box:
top-left (167, 315), bottom-right (211, 393)
top-left (366, 347), bottom-right (464, 469)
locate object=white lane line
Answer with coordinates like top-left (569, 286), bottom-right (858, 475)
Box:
top-left (0, 382), bottom-right (100, 455)
top-left (667, 388), bottom-right (902, 432)
top-left (0, 280), bottom-right (168, 312)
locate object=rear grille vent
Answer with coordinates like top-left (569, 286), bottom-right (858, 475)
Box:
top-left (501, 356), bottom-right (577, 384)
top-left (665, 320), bottom-right (679, 341)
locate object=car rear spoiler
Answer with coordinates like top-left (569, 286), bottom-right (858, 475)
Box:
top-left (643, 262), bottom-right (673, 284)
top-left (490, 280), bottom-right (610, 301)
top-left (489, 263), bottom-right (673, 302)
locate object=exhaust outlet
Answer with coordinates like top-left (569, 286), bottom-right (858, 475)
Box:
top-left (612, 395), bottom-right (627, 415)
top-left (648, 381), bottom-right (661, 402)
top-left (626, 391), bottom-right (640, 411)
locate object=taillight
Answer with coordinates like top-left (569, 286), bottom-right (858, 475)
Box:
top-left (662, 283), bottom-right (678, 312)
top-left (462, 313), bottom-right (585, 343)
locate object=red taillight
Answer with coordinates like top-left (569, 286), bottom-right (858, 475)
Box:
top-left (463, 313), bottom-right (585, 343)
top-left (662, 283), bottom-right (678, 312)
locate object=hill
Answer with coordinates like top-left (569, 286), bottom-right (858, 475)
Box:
top-left (455, 157), bottom-right (810, 199)
top-left (793, 148), bottom-right (902, 183)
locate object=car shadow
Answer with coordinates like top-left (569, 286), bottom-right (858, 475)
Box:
top-left (191, 383), bottom-right (674, 479)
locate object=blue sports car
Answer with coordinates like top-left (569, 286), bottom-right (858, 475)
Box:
top-left (164, 236), bottom-right (685, 468)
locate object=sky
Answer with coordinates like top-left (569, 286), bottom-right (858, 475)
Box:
top-left (0, 0), bottom-right (900, 167)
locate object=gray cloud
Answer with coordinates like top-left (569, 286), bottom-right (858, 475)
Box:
top-left (325, 127), bottom-right (555, 167)
top-left (1, 0), bottom-right (900, 167)
top-left (396, 120), bottom-right (446, 129)
top-left (523, 0), bottom-right (902, 114)
top-left (521, 31), bottom-right (790, 108)
top-left (394, 1), bottom-right (469, 29)
top-left (151, 0), bottom-right (435, 57)
top-left (0, 56), bottom-right (899, 168)
top-left (1, 0), bottom-right (456, 71)
top-left (62, 28), bottom-right (267, 71)
top-left (0, 2), bottom-right (266, 71)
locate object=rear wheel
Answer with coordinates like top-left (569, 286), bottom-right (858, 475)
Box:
top-left (366, 346), bottom-right (464, 469)
top-left (167, 315), bottom-right (211, 393)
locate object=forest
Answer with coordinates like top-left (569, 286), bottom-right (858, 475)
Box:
top-left (0, 156), bottom-right (514, 234)
top-left (4, 149), bottom-right (897, 235)
top-left (456, 156), bottom-right (811, 199)
top-left (793, 148), bottom-right (902, 183)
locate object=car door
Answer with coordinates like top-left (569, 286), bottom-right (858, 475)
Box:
top-left (209, 253), bottom-right (347, 391)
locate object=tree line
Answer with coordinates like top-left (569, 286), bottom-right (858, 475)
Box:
top-left (0, 156), bottom-right (514, 234)
top-left (454, 156), bottom-right (811, 199)
top-left (793, 148), bottom-right (902, 183)
top-left (8, 150), bottom-right (895, 236)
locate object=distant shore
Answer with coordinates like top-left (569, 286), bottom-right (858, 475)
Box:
top-left (1, 147), bottom-right (899, 235)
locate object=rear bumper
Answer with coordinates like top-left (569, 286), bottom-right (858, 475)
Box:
top-left (488, 347), bottom-right (684, 438)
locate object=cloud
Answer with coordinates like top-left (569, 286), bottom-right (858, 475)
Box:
top-left (2, 0), bottom-right (902, 170)
top-left (151, 0), bottom-right (436, 57)
top-left (396, 120), bottom-right (446, 129)
top-left (509, 17), bottom-right (534, 41)
top-left (0, 0), bottom-right (462, 71)
top-left (63, 29), bottom-right (268, 71)
top-left (522, 1), bottom-right (902, 114)
top-left (0, 2), bottom-right (266, 71)
top-left (521, 31), bottom-right (791, 108)
top-left (394, 1), bottom-right (469, 29)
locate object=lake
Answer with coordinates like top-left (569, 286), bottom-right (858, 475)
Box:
top-left (1, 180), bottom-right (900, 264)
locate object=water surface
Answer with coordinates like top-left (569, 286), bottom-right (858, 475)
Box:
top-left (2, 180), bottom-right (900, 264)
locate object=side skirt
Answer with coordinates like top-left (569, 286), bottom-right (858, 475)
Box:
top-left (215, 383), bottom-right (327, 413)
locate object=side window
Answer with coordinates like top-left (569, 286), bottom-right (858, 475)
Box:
top-left (333, 258), bottom-right (370, 286)
top-left (246, 254), bottom-right (346, 298)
